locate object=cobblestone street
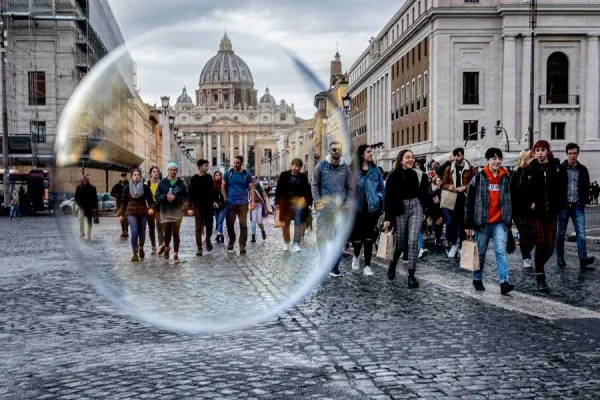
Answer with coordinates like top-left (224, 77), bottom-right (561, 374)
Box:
top-left (1, 213), bottom-right (600, 399)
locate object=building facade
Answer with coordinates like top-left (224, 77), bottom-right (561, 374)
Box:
top-left (168, 33), bottom-right (300, 177)
top-left (347, 0), bottom-right (600, 177)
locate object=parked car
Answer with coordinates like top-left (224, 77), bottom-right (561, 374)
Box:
top-left (60, 193), bottom-right (115, 214)
top-left (60, 198), bottom-right (76, 214)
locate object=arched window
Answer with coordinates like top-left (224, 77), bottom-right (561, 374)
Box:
top-left (547, 52), bottom-right (569, 104)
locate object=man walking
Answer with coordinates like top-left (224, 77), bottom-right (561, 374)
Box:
top-left (222, 156), bottom-right (255, 255)
top-left (520, 140), bottom-right (567, 292)
top-left (442, 148), bottom-right (476, 258)
top-left (74, 174), bottom-right (98, 240)
top-left (464, 148), bottom-right (515, 295)
top-left (188, 159), bottom-right (215, 256)
top-left (556, 143), bottom-right (595, 270)
top-left (111, 172), bottom-right (129, 238)
top-left (312, 141), bottom-right (354, 277)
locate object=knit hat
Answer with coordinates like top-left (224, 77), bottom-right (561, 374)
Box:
top-left (167, 161), bottom-right (179, 170)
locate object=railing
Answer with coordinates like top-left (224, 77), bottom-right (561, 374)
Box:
top-left (539, 95), bottom-right (579, 106)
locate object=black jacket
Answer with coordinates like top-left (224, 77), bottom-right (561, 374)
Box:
top-left (384, 168), bottom-right (429, 222)
top-left (562, 160), bottom-right (590, 206)
top-left (275, 170), bottom-right (312, 222)
top-left (187, 173), bottom-right (215, 211)
top-left (110, 181), bottom-right (128, 209)
top-left (520, 158), bottom-right (567, 220)
top-left (75, 183), bottom-right (98, 212)
top-left (510, 168), bottom-right (528, 218)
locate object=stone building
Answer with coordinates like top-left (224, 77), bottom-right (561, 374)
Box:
top-left (347, 0), bottom-right (600, 177)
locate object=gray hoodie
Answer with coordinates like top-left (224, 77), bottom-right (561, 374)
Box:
top-left (311, 155), bottom-right (355, 209)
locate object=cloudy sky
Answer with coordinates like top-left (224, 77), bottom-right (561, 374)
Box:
top-left (110, 0), bottom-right (402, 118)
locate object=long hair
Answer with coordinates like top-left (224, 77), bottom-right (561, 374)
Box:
top-left (393, 149), bottom-right (413, 171)
top-left (356, 144), bottom-right (374, 168)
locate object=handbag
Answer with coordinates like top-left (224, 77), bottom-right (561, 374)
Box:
top-left (376, 229), bottom-right (394, 261)
top-left (440, 190), bottom-right (458, 210)
top-left (273, 207), bottom-right (283, 228)
top-left (507, 229), bottom-right (516, 255)
top-left (460, 236), bottom-right (480, 271)
top-left (92, 209), bottom-right (100, 224)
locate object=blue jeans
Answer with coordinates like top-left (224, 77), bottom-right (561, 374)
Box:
top-left (127, 215), bottom-right (147, 251)
top-left (557, 203), bottom-right (587, 259)
top-left (418, 231), bottom-right (424, 250)
top-left (283, 206), bottom-right (303, 244)
top-left (215, 208), bottom-right (226, 233)
top-left (473, 222), bottom-right (509, 283)
top-left (316, 208), bottom-right (343, 271)
top-left (9, 204), bottom-right (21, 218)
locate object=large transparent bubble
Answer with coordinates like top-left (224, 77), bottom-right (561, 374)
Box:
top-left (54, 22), bottom-right (354, 333)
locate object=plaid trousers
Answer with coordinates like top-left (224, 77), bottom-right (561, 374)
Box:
top-left (392, 198), bottom-right (423, 270)
top-left (530, 217), bottom-right (557, 274)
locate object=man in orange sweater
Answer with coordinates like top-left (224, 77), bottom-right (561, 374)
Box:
top-left (464, 148), bottom-right (515, 295)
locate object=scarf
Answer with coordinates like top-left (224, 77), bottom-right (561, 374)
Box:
top-left (129, 180), bottom-right (144, 199)
top-left (213, 178), bottom-right (222, 189)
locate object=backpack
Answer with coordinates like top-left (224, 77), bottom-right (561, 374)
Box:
top-left (227, 169), bottom-right (249, 185)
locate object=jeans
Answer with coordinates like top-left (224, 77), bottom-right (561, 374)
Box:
top-left (473, 222), bottom-right (509, 283)
top-left (194, 207), bottom-right (213, 249)
top-left (418, 231), bottom-right (424, 250)
top-left (557, 203), bottom-right (588, 259)
top-left (127, 215), bottom-right (147, 251)
top-left (215, 208), bottom-right (226, 233)
top-left (283, 206), bottom-right (303, 244)
top-left (10, 204), bottom-right (21, 218)
top-left (251, 203), bottom-right (265, 235)
top-left (316, 208), bottom-right (343, 272)
top-left (78, 208), bottom-right (92, 237)
top-left (226, 204), bottom-right (249, 247)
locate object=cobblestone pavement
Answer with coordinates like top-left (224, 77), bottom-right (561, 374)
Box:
top-left (1, 215), bottom-right (600, 399)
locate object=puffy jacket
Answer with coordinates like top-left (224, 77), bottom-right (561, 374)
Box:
top-left (464, 168), bottom-right (512, 230)
top-left (119, 184), bottom-right (155, 218)
top-left (355, 163), bottom-right (385, 214)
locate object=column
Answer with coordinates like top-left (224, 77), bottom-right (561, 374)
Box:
top-left (217, 133), bottom-right (222, 167)
top-left (502, 36), bottom-right (517, 142)
top-left (586, 36), bottom-right (599, 141)
top-left (161, 110), bottom-right (171, 173)
top-left (208, 134), bottom-right (213, 166)
top-left (521, 36), bottom-right (531, 142)
top-left (229, 133), bottom-right (234, 163)
top-left (243, 134), bottom-right (248, 161)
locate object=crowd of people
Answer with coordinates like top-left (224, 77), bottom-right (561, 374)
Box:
top-left (72, 140), bottom-right (596, 294)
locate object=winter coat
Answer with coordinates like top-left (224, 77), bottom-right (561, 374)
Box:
top-left (275, 170), bottom-right (312, 222)
top-left (464, 168), bottom-right (512, 230)
top-left (355, 163), bottom-right (385, 214)
top-left (311, 155), bottom-right (354, 210)
top-left (118, 184), bottom-right (155, 218)
top-left (74, 183), bottom-right (98, 212)
top-left (187, 173), bottom-right (215, 212)
top-left (442, 160), bottom-right (476, 192)
top-left (110, 181), bottom-right (128, 209)
top-left (384, 167), bottom-right (429, 221)
top-left (510, 168), bottom-right (528, 218)
top-left (519, 158), bottom-right (567, 220)
top-left (561, 160), bottom-right (590, 206)
top-left (155, 177), bottom-right (188, 223)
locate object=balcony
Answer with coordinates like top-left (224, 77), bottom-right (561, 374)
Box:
top-left (539, 95), bottom-right (579, 106)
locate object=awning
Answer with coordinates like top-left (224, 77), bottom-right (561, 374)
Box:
top-left (58, 135), bottom-right (144, 171)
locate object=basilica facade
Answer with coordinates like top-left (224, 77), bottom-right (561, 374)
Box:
top-left (169, 33), bottom-right (299, 176)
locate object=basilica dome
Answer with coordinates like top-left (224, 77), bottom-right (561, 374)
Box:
top-left (259, 87), bottom-right (276, 104)
top-left (176, 86), bottom-right (193, 105)
top-left (199, 33), bottom-right (254, 86)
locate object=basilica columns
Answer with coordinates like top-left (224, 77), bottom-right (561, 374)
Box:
top-left (203, 134), bottom-right (208, 159)
top-left (229, 133), bottom-right (234, 163)
top-left (521, 36), bottom-right (531, 142)
top-left (217, 134), bottom-right (222, 167)
top-left (208, 134), bottom-right (213, 164)
top-left (586, 36), bottom-right (599, 141)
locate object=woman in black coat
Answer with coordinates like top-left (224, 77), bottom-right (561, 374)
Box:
top-left (275, 158), bottom-right (312, 252)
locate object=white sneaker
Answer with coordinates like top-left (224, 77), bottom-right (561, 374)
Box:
top-left (352, 256), bottom-right (360, 271)
top-left (523, 258), bottom-right (533, 268)
top-left (418, 248), bottom-right (429, 259)
top-left (363, 266), bottom-right (374, 276)
top-left (292, 244), bottom-right (301, 253)
top-left (283, 242), bottom-right (290, 251)
top-left (447, 244), bottom-right (459, 258)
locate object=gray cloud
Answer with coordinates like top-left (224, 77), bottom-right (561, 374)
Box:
top-left (109, 0), bottom-right (402, 118)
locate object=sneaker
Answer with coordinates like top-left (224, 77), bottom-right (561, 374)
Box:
top-left (250, 235), bottom-right (256, 243)
top-left (240, 248), bottom-right (247, 255)
top-left (473, 280), bottom-right (485, 291)
top-left (580, 256), bottom-right (596, 270)
top-left (163, 246), bottom-right (170, 260)
top-left (418, 248), bottom-right (429, 259)
top-left (227, 242), bottom-right (234, 251)
top-left (447, 244), bottom-right (459, 259)
top-left (157, 245), bottom-right (166, 255)
top-left (283, 242), bottom-right (290, 251)
top-left (131, 252), bottom-right (139, 262)
top-left (537, 282), bottom-right (550, 293)
top-left (138, 248), bottom-right (145, 260)
top-left (363, 266), bottom-right (374, 276)
top-left (523, 258), bottom-right (533, 268)
top-left (196, 249), bottom-right (203, 256)
top-left (262, 230), bottom-right (267, 240)
top-left (557, 257), bottom-right (567, 268)
top-left (352, 256), bottom-right (360, 271)
top-left (151, 247), bottom-right (157, 255)
top-left (292, 244), bottom-right (301, 253)
top-left (500, 282), bottom-right (515, 295)
top-left (205, 240), bottom-right (213, 252)
top-left (173, 253), bottom-right (179, 263)
top-left (329, 267), bottom-right (342, 277)
top-left (407, 276), bottom-right (419, 289)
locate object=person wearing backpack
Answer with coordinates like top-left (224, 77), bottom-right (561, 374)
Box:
top-left (222, 155), bottom-right (256, 255)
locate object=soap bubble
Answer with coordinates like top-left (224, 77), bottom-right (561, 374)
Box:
top-left (54, 22), bottom-right (353, 333)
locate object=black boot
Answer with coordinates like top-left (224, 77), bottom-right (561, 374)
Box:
top-left (536, 274), bottom-right (550, 293)
top-left (473, 280), bottom-right (485, 291)
top-left (205, 239), bottom-right (213, 252)
top-left (500, 282), bottom-right (515, 295)
top-left (407, 270), bottom-right (419, 289)
top-left (251, 235), bottom-right (256, 243)
top-left (556, 239), bottom-right (566, 267)
top-left (387, 261), bottom-right (397, 281)
top-left (262, 229), bottom-right (267, 240)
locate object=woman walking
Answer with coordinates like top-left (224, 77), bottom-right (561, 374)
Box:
top-left (250, 175), bottom-right (268, 243)
top-left (118, 168), bottom-right (155, 262)
top-left (156, 162), bottom-right (188, 262)
top-left (213, 171), bottom-right (227, 243)
top-left (146, 166), bottom-right (164, 255)
top-left (351, 145), bottom-right (385, 276)
top-left (510, 150), bottom-right (534, 268)
top-left (8, 190), bottom-right (20, 220)
top-left (383, 149), bottom-right (430, 288)
top-left (275, 158), bottom-right (312, 252)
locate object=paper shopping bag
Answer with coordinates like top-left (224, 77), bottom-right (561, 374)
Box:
top-left (273, 208), bottom-right (283, 228)
top-left (460, 239), bottom-right (480, 271)
top-left (440, 190), bottom-right (457, 210)
top-left (376, 230), bottom-right (394, 261)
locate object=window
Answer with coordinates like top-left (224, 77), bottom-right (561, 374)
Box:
top-left (551, 122), bottom-right (566, 140)
top-left (234, 116), bottom-right (238, 121)
top-left (280, 113), bottom-right (286, 121)
top-left (28, 71), bottom-right (46, 106)
top-left (546, 52), bottom-right (569, 104)
top-left (465, 0), bottom-right (480, 2)
top-left (418, 124), bottom-right (421, 142)
top-left (30, 121), bottom-right (46, 142)
top-left (424, 121), bottom-right (428, 141)
top-left (424, 39), bottom-right (428, 56)
top-left (463, 120), bottom-right (479, 141)
top-left (212, 116), bottom-right (216, 121)
top-left (463, 72), bottom-right (479, 105)
top-left (263, 116), bottom-right (268, 122)
top-left (418, 43), bottom-right (421, 61)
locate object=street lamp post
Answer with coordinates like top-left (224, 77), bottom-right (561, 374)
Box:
top-left (1, 5), bottom-right (10, 212)
top-left (528, 0), bottom-right (537, 150)
top-left (160, 96), bottom-right (170, 173)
